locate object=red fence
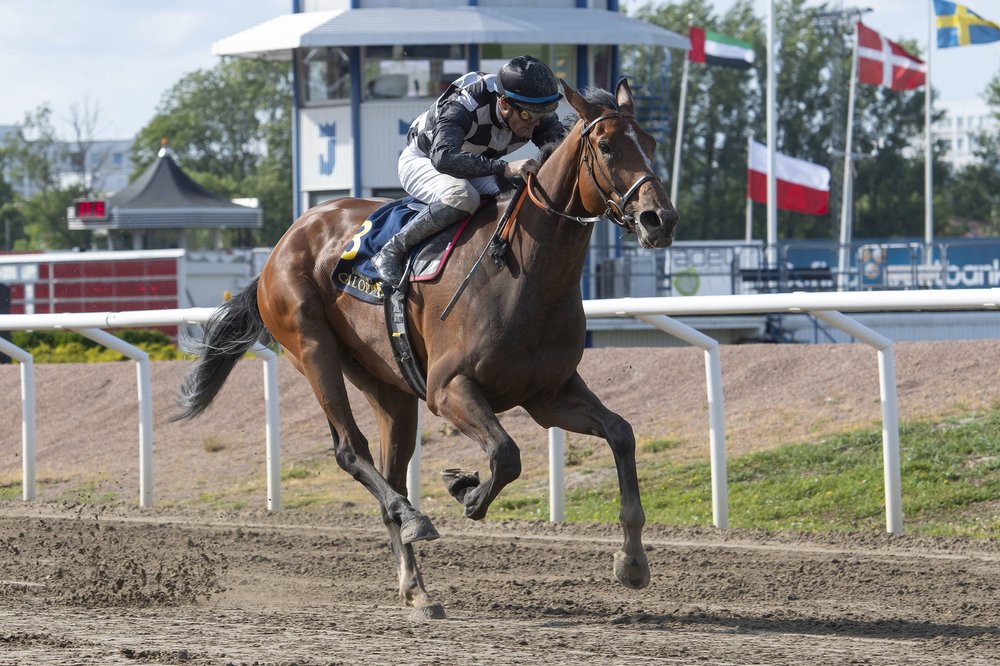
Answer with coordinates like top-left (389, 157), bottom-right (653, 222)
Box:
top-left (0, 250), bottom-right (182, 315)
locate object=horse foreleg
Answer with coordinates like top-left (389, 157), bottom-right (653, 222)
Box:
top-left (523, 372), bottom-right (650, 590)
top-left (429, 375), bottom-right (521, 520)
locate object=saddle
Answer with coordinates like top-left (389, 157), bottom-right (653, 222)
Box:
top-left (330, 197), bottom-right (472, 305)
top-left (330, 193), bottom-right (522, 399)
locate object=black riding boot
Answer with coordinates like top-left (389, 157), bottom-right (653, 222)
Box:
top-left (372, 202), bottom-right (467, 287)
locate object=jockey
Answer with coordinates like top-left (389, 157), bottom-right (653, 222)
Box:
top-left (372, 55), bottom-right (567, 287)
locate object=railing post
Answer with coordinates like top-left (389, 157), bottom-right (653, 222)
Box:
top-left (408, 403), bottom-right (422, 510)
top-left (0, 337), bottom-right (35, 501)
top-left (74, 327), bottom-right (154, 508)
top-left (809, 310), bottom-right (903, 534)
top-left (637, 314), bottom-right (728, 528)
top-left (253, 343), bottom-right (282, 512)
top-left (548, 427), bottom-right (566, 522)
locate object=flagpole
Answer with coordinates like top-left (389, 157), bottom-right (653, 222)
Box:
top-left (766, 0), bottom-right (778, 266)
top-left (839, 21), bottom-right (860, 292)
top-left (671, 14), bottom-right (693, 206)
top-left (925, 1), bottom-right (934, 260)
top-left (746, 132), bottom-right (753, 243)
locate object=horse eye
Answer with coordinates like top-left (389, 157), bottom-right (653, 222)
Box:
top-left (598, 140), bottom-right (611, 156)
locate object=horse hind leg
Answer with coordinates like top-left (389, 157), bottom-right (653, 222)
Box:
top-left (351, 376), bottom-right (445, 620)
top-left (290, 322), bottom-right (437, 544)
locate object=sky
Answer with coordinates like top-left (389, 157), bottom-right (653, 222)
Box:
top-left (649, 0), bottom-right (1000, 105)
top-left (1, 0), bottom-right (997, 142)
top-left (0, 0), bottom-right (289, 139)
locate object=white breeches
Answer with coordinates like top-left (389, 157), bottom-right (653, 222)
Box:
top-left (397, 143), bottom-right (501, 214)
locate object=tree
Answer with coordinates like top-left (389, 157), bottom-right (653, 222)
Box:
top-left (132, 58), bottom-right (293, 245)
top-left (66, 97), bottom-right (116, 195)
top-left (0, 105), bottom-right (91, 250)
top-left (624, 0), bottom-right (948, 243)
top-left (937, 73), bottom-right (1000, 235)
top-left (626, 0), bottom-right (762, 241)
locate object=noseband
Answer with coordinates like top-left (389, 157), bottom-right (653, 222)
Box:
top-left (524, 111), bottom-right (658, 228)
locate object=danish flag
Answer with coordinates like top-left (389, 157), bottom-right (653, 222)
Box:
top-left (856, 22), bottom-right (926, 91)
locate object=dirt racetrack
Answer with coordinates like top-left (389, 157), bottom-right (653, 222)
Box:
top-left (2, 502), bottom-right (1000, 665)
top-left (2, 340), bottom-right (1000, 664)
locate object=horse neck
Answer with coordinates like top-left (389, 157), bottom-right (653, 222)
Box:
top-left (515, 126), bottom-right (595, 279)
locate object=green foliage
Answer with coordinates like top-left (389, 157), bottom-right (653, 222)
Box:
top-left (492, 405), bottom-right (1000, 538)
top-left (625, 0), bottom-right (951, 241)
top-left (132, 59), bottom-right (293, 246)
top-left (640, 437), bottom-right (682, 453)
top-left (10, 329), bottom-right (185, 362)
top-left (937, 73), bottom-right (1000, 235)
top-left (0, 105), bottom-right (94, 250)
top-left (281, 465), bottom-right (314, 481)
top-left (202, 436), bottom-right (226, 453)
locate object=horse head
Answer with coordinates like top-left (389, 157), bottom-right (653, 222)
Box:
top-left (560, 78), bottom-right (678, 248)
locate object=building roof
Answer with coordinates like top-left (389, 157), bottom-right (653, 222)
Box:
top-left (212, 7), bottom-right (690, 60)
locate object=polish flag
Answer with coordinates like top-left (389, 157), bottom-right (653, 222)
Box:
top-left (747, 140), bottom-right (830, 216)
top-left (857, 22), bottom-right (926, 91)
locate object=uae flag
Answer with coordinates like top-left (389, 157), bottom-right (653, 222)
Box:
top-left (747, 140), bottom-right (830, 216)
top-left (688, 26), bottom-right (755, 70)
top-left (857, 22), bottom-right (926, 90)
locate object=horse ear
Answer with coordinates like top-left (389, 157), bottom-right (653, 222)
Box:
top-left (560, 78), bottom-right (592, 119)
top-left (615, 77), bottom-right (635, 114)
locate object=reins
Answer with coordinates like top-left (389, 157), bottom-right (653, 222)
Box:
top-left (523, 111), bottom-right (657, 228)
top-left (439, 108), bottom-right (658, 321)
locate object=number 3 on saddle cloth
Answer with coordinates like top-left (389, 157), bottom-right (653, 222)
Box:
top-left (331, 196), bottom-right (474, 305)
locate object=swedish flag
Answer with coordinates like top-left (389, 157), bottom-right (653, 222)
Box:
top-left (935, 0), bottom-right (1000, 47)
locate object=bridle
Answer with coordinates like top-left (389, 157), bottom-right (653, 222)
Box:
top-left (524, 111), bottom-right (658, 228)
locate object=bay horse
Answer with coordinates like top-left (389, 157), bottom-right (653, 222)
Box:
top-left (175, 79), bottom-right (677, 619)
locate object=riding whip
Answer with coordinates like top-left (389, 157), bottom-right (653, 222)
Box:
top-left (439, 180), bottom-right (527, 321)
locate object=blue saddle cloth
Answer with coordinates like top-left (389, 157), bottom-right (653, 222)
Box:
top-left (331, 197), bottom-right (421, 304)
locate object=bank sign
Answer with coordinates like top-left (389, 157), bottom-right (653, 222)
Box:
top-left (786, 239), bottom-right (1000, 291)
top-left (862, 245), bottom-right (1000, 289)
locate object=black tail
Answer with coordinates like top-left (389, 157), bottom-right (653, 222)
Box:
top-left (173, 276), bottom-right (273, 421)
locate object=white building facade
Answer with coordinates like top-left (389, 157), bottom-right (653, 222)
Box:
top-left (932, 99), bottom-right (998, 170)
top-left (211, 0), bottom-right (688, 218)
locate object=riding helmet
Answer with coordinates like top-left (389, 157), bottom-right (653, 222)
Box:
top-left (495, 55), bottom-right (563, 113)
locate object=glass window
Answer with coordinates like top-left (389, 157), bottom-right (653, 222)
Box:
top-left (591, 45), bottom-right (613, 91)
top-left (300, 47), bottom-right (352, 104)
top-left (363, 45), bottom-right (467, 100)
top-left (479, 45), bottom-right (576, 91)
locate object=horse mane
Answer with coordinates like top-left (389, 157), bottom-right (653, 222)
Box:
top-left (537, 86), bottom-right (619, 165)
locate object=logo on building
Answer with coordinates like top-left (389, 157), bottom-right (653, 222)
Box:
top-left (319, 122), bottom-right (336, 175)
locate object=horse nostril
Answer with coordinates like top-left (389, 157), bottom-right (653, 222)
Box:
top-left (639, 209), bottom-right (662, 230)
top-left (639, 209), bottom-right (677, 232)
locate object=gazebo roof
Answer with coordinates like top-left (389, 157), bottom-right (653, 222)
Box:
top-left (69, 147), bottom-right (262, 231)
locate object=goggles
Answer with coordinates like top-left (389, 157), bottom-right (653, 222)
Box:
top-left (505, 99), bottom-right (547, 122)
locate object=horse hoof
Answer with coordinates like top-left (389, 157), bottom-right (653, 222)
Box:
top-left (400, 515), bottom-right (440, 544)
top-left (463, 502), bottom-right (488, 521)
top-left (410, 602), bottom-right (446, 621)
top-left (441, 468), bottom-right (480, 503)
top-left (614, 549), bottom-right (650, 590)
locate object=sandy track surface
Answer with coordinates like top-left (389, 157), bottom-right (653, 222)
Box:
top-left (2, 502), bottom-right (1000, 665)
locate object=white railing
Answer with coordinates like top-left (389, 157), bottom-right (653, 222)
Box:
top-left (2, 288), bottom-right (998, 534)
